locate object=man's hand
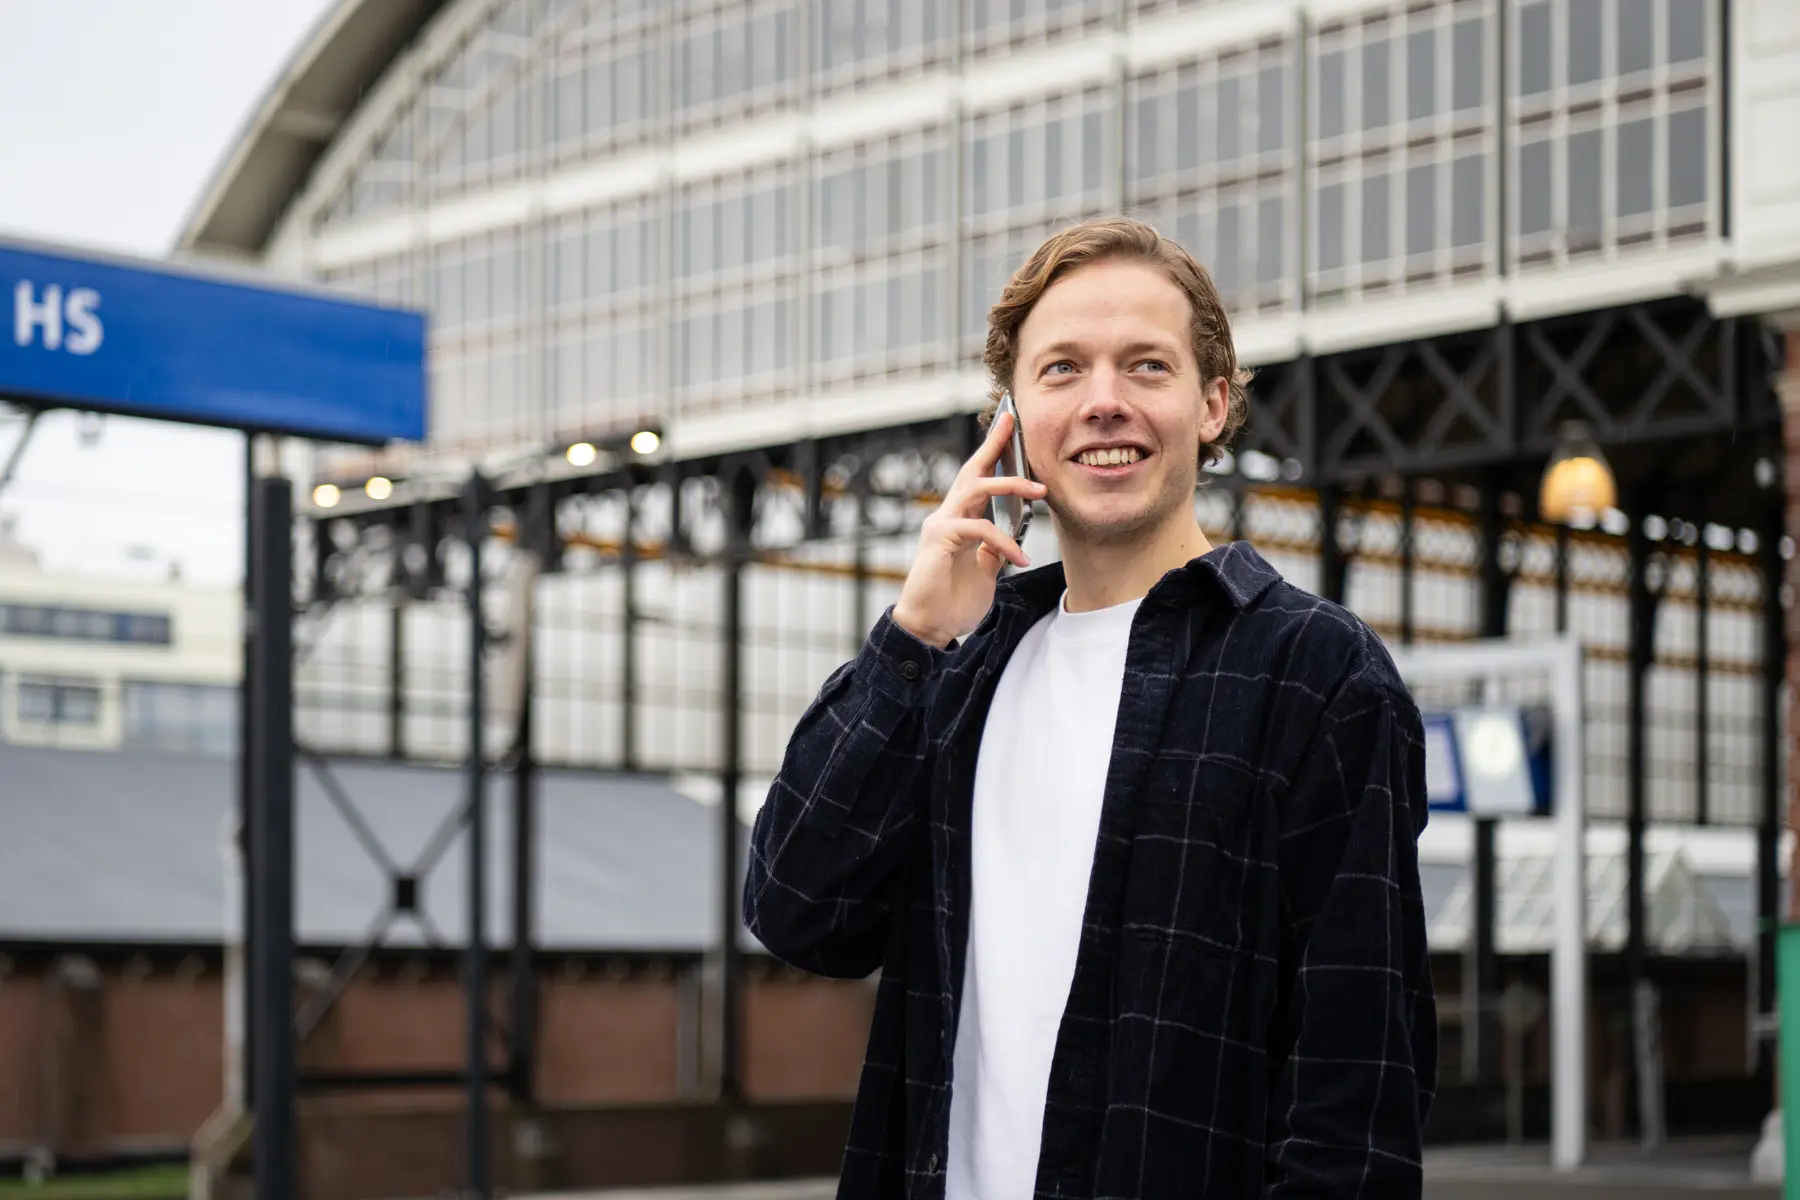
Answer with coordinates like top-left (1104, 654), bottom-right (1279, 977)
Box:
top-left (891, 410), bottom-right (1047, 649)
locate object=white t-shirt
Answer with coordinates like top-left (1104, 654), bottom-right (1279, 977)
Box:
top-left (945, 591), bottom-right (1143, 1200)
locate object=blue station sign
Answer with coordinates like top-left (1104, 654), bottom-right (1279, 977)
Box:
top-left (0, 239), bottom-right (426, 444)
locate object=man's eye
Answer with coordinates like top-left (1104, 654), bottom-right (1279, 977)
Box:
top-left (1136, 360), bottom-right (1171, 374)
top-left (1044, 361), bottom-right (1077, 376)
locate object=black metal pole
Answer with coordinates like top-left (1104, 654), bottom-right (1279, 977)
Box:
top-left (852, 492), bottom-right (870, 659)
top-left (389, 599), bottom-right (405, 758)
top-left (1318, 486), bottom-right (1347, 605)
top-left (464, 472), bottom-right (490, 1197)
top-left (510, 651), bottom-right (537, 1104)
top-left (719, 471), bottom-right (750, 1103)
top-left (1554, 523), bottom-right (1570, 635)
top-left (239, 437), bottom-right (257, 1112)
top-left (1695, 538), bottom-right (1710, 827)
top-left (1756, 505), bottom-right (1784, 1081)
top-left (1469, 479), bottom-right (1508, 1084)
top-left (248, 472), bottom-right (295, 1200)
top-left (1399, 478), bottom-right (1415, 645)
top-left (1626, 508), bottom-right (1652, 1119)
top-left (621, 494), bottom-right (638, 773)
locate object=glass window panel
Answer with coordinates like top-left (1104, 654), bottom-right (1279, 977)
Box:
top-left (556, 340), bottom-right (583, 410)
top-left (719, 306), bottom-right (744, 382)
top-left (923, 148), bottom-right (943, 224)
top-left (750, 302), bottom-right (773, 375)
top-left (1520, 2), bottom-right (1553, 95)
top-left (1318, 50), bottom-right (1346, 139)
top-left (617, 49), bottom-right (646, 124)
top-left (1453, 19), bottom-right (1484, 111)
top-left (1452, 153), bottom-right (1484, 247)
top-left (894, 274), bottom-right (917, 348)
top-left (1519, 139), bottom-right (1552, 234)
top-left (1046, 117), bottom-right (1067, 199)
top-left (1135, 95), bottom-right (1159, 181)
top-left (1406, 162), bottom-right (1436, 256)
top-left (1258, 65), bottom-right (1283, 154)
top-left (970, 136), bottom-right (991, 213)
top-left (1319, 181), bottom-right (1346, 271)
top-left (1257, 195), bottom-right (1284, 284)
top-left (466, 251), bottom-right (491, 322)
top-left (1362, 40), bottom-right (1391, 130)
top-left (1215, 202), bottom-right (1242, 297)
top-left (1668, 0), bottom-right (1707, 64)
top-left (1618, 0), bottom-right (1653, 76)
top-left (1407, 29), bottom-right (1436, 122)
top-left (1668, 105), bottom-right (1708, 209)
top-left (1362, 172), bottom-right (1391, 263)
top-left (1616, 118), bottom-right (1653, 217)
top-left (1008, 127), bottom-right (1028, 208)
top-left (1567, 129), bottom-right (1602, 238)
top-left (752, 189), bottom-right (777, 261)
top-left (1083, 110), bottom-right (1105, 193)
top-left (856, 279), bottom-right (883, 359)
top-left (1218, 74), bottom-right (1241, 161)
top-left (1177, 86), bottom-right (1201, 171)
top-left (554, 65), bottom-right (584, 144)
top-left (722, 197), bottom-right (747, 270)
top-left (1568, 0), bottom-right (1602, 87)
top-left (586, 57), bottom-right (612, 131)
top-left (492, 86), bottom-right (522, 158)
top-left (493, 241), bottom-right (520, 316)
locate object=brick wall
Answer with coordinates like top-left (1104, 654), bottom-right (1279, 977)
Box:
top-left (0, 951), bottom-right (873, 1157)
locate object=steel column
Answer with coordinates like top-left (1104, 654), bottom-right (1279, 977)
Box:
top-left (719, 468), bottom-right (752, 1103)
top-left (1625, 507), bottom-right (1652, 1127)
top-left (389, 599), bottom-right (405, 757)
top-left (510, 658), bottom-right (538, 1104)
top-left (239, 437), bottom-right (257, 1113)
top-left (621, 495), bottom-right (638, 772)
top-left (1756, 503), bottom-right (1783, 1080)
top-left (1318, 486), bottom-right (1347, 604)
top-left (1468, 479), bottom-right (1508, 1083)
top-left (464, 472), bottom-right (491, 1198)
top-left (248, 472), bottom-right (295, 1200)
top-left (1695, 538), bottom-right (1710, 827)
top-left (1399, 478), bottom-right (1415, 645)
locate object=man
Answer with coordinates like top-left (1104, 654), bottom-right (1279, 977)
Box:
top-left (745, 216), bottom-right (1436, 1199)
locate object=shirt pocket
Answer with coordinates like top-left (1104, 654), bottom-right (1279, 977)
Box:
top-left (1122, 752), bottom-right (1263, 960)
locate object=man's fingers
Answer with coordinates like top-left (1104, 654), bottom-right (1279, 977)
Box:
top-left (956, 409), bottom-right (1017, 482)
top-left (949, 472), bottom-right (1046, 518)
top-left (942, 518), bottom-right (1029, 568)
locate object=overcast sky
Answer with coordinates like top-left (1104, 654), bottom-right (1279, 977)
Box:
top-left (0, 0), bottom-right (336, 586)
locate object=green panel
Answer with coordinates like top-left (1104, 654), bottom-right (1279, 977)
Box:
top-left (1781, 923), bottom-right (1800, 1200)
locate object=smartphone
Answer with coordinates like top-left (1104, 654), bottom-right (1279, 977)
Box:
top-left (990, 391), bottom-right (1033, 547)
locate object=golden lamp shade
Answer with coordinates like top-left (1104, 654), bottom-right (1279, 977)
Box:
top-left (1539, 423), bottom-right (1617, 525)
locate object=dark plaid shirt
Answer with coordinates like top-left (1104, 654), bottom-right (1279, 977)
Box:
top-left (745, 542), bottom-right (1436, 1199)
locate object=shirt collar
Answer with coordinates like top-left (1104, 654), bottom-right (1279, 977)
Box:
top-left (994, 539), bottom-right (1284, 620)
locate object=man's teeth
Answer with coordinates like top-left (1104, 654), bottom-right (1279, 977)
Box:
top-left (1078, 447), bottom-right (1143, 467)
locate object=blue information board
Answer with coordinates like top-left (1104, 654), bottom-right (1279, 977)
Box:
top-left (0, 239), bottom-right (426, 444)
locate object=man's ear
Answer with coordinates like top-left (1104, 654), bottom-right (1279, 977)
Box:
top-left (1199, 376), bottom-right (1230, 443)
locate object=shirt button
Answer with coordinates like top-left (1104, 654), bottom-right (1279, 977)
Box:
top-left (900, 660), bottom-right (920, 680)
top-left (928, 1153), bottom-right (939, 1173)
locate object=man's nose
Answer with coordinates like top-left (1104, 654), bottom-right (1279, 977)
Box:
top-left (1079, 367), bottom-right (1129, 421)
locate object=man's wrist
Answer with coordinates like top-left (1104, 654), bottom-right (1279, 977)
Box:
top-left (889, 603), bottom-right (954, 651)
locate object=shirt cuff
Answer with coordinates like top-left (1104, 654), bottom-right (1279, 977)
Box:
top-left (855, 606), bottom-right (956, 706)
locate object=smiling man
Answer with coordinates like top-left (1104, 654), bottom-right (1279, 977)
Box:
top-left (746, 217), bottom-right (1436, 1199)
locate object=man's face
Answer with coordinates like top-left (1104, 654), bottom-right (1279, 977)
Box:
top-left (1011, 258), bottom-right (1228, 546)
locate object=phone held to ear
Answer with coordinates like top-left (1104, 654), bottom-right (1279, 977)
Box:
top-left (990, 391), bottom-right (1033, 548)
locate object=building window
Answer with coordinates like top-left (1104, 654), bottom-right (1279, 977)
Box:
top-left (813, 0), bottom-right (951, 90)
top-left (420, 12), bottom-right (537, 199)
top-left (1508, 0), bottom-right (1715, 271)
top-left (1307, 1), bottom-right (1497, 306)
top-left (812, 253), bottom-right (950, 382)
top-left (965, 91), bottom-right (1114, 235)
top-left (964, 0), bottom-right (1111, 56)
top-left (0, 602), bottom-right (172, 646)
top-left (123, 681), bottom-right (237, 757)
top-left (672, 0), bottom-right (799, 129)
top-left (816, 129), bottom-right (953, 267)
top-left (1129, 36), bottom-right (1297, 315)
top-left (17, 677), bottom-right (102, 727)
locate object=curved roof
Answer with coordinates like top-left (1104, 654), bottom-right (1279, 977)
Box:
top-left (176, 0), bottom-right (449, 259)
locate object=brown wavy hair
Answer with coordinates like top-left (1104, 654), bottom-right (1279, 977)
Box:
top-left (981, 216), bottom-right (1251, 467)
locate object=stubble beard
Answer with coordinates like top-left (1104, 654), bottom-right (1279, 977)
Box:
top-left (1047, 457), bottom-right (1198, 550)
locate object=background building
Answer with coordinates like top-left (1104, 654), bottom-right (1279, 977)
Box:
top-left (152, 0), bottom-right (1800, 1193)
